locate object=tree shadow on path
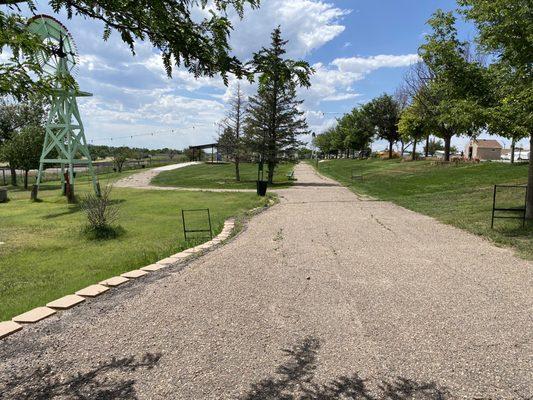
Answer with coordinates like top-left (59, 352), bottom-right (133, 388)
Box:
top-left (241, 337), bottom-right (449, 400)
top-left (0, 352), bottom-right (161, 400)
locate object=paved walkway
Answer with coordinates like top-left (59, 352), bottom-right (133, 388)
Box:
top-left (115, 162), bottom-right (255, 193)
top-left (1, 164), bottom-right (531, 399)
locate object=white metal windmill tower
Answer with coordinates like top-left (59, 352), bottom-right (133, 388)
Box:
top-left (27, 15), bottom-right (100, 201)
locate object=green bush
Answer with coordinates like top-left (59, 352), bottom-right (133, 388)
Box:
top-left (80, 185), bottom-right (123, 240)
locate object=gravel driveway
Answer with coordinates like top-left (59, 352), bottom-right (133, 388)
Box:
top-left (1, 163), bottom-right (531, 399)
top-left (115, 162), bottom-right (255, 192)
top-left (114, 162), bottom-right (199, 189)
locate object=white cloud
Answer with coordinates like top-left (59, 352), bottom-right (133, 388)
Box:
top-left (306, 110), bottom-right (338, 129)
top-left (79, 88), bottom-right (225, 147)
top-left (331, 54), bottom-right (421, 74)
top-left (0, 49), bottom-right (13, 63)
top-left (229, 0), bottom-right (349, 58)
top-left (16, 0), bottom-right (423, 149)
top-left (300, 53), bottom-right (419, 107)
top-left (78, 54), bottom-right (118, 72)
top-left (302, 62), bottom-right (361, 105)
top-left (138, 94), bottom-right (225, 126)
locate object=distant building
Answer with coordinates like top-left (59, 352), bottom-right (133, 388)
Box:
top-left (465, 139), bottom-right (502, 161)
top-left (501, 148), bottom-right (530, 161)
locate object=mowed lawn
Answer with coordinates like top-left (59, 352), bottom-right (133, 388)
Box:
top-left (152, 162), bottom-right (295, 189)
top-left (0, 174), bottom-right (268, 321)
top-left (313, 159), bottom-right (532, 260)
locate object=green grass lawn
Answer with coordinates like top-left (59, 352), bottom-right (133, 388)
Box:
top-left (152, 162), bottom-right (295, 189)
top-left (0, 173), bottom-right (269, 321)
top-left (312, 159), bottom-right (532, 260)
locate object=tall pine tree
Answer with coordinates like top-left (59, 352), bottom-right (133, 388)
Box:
top-left (218, 82), bottom-right (246, 181)
top-left (245, 27), bottom-right (313, 184)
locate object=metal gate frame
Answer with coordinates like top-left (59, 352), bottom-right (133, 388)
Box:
top-left (491, 184), bottom-right (528, 228)
top-left (351, 169), bottom-right (363, 181)
top-left (181, 208), bottom-right (213, 240)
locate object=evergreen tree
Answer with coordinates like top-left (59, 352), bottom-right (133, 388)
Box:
top-left (218, 83), bottom-right (246, 181)
top-left (246, 83), bottom-right (309, 183)
top-left (245, 28), bottom-right (313, 184)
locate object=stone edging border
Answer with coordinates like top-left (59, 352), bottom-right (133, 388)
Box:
top-left (0, 218), bottom-right (237, 341)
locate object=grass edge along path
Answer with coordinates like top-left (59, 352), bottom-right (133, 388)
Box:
top-left (309, 159), bottom-right (532, 261)
top-left (0, 176), bottom-right (272, 321)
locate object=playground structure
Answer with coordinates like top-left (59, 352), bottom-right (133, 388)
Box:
top-left (27, 15), bottom-right (100, 201)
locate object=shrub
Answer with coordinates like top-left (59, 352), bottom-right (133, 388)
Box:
top-left (80, 185), bottom-right (122, 240)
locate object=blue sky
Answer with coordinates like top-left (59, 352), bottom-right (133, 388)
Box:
top-left (15, 0), bottom-right (527, 151)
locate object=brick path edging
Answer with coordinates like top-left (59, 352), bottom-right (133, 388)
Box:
top-left (0, 218), bottom-right (237, 341)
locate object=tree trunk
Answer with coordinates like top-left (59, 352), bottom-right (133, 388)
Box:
top-left (235, 83), bottom-right (242, 182)
top-left (412, 139), bottom-right (418, 161)
top-left (511, 138), bottom-right (516, 164)
top-left (10, 166), bottom-right (17, 186)
top-left (444, 136), bottom-right (451, 162)
top-left (425, 136), bottom-right (430, 158)
top-left (267, 161), bottom-right (275, 184)
top-left (24, 170), bottom-right (29, 189)
top-left (526, 134), bottom-right (533, 220)
top-left (388, 141), bottom-right (393, 159)
top-left (400, 140), bottom-right (405, 156)
top-left (235, 156), bottom-right (240, 182)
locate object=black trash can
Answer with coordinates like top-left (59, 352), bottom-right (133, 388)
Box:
top-left (256, 180), bottom-right (268, 196)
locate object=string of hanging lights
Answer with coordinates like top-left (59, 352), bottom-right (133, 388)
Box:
top-left (87, 123), bottom-right (213, 144)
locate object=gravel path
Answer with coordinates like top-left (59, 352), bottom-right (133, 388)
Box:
top-left (115, 162), bottom-right (255, 193)
top-left (1, 163), bottom-right (531, 399)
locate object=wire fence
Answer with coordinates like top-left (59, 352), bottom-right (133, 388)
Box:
top-left (0, 158), bottom-right (183, 187)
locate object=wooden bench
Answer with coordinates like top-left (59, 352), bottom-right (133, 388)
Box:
top-left (286, 170), bottom-right (295, 180)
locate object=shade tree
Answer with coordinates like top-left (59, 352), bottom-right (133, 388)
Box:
top-left (0, 97), bottom-right (46, 185)
top-left (484, 63), bottom-right (530, 164)
top-left (313, 106), bottom-right (374, 158)
top-left (363, 94), bottom-right (400, 159)
top-left (398, 102), bottom-right (428, 161)
top-left (338, 108), bottom-right (374, 157)
top-left (0, 124), bottom-right (44, 189)
top-left (313, 128), bottom-right (334, 157)
top-left (112, 147), bottom-right (134, 173)
top-left (458, 0), bottom-right (532, 219)
top-left (418, 10), bottom-right (490, 161)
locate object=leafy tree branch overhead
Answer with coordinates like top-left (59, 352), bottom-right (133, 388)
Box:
top-left (0, 0), bottom-right (260, 98)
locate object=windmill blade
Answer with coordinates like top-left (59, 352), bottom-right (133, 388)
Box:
top-left (27, 14), bottom-right (80, 79)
